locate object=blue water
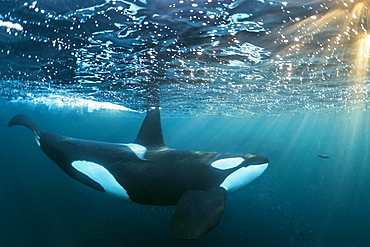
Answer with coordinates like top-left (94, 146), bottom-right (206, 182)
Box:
top-left (1, 101), bottom-right (370, 246)
top-left (1, 0), bottom-right (370, 246)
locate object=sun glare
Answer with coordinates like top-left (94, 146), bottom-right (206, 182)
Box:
top-left (353, 34), bottom-right (370, 80)
top-left (273, 0), bottom-right (370, 83)
top-left (266, 0), bottom-right (370, 111)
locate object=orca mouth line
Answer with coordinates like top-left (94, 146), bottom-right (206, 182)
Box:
top-left (259, 163), bottom-right (269, 167)
top-left (249, 162), bottom-right (269, 166)
top-left (249, 163), bottom-right (269, 169)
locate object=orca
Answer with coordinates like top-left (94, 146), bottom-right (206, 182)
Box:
top-left (8, 108), bottom-right (268, 239)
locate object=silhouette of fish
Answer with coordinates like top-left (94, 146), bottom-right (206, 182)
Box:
top-left (317, 155), bottom-right (330, 159)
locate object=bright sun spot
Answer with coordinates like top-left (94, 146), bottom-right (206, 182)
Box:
top-left (273, 0), bottom-right (370, 80)
top-left (266, 0), bottom-right (370, 110)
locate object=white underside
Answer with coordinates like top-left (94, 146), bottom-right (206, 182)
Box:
top-left (220, 163), bottom-right (268, 193)
top-left (72, 160), bottom-right (129, 200)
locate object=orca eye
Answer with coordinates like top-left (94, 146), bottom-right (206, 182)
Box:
top-left (211, 157), bottom-right (244, 170)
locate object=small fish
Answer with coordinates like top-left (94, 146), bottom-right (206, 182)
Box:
top-left (317, 154), bottom-right (330, 159)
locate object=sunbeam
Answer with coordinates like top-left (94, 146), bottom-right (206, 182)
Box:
top-left (353, 34), bottom-right (370, 80)
top-left (273, 0), bottom-right (369, 82)
top-left (267, 0), bottom-right (370, 111)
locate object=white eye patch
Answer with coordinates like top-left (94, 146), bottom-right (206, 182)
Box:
top-left (211, 157), bottom-right (245, 170)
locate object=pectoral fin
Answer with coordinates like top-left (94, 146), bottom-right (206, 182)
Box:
top-left (169, 187), bottom-right (227, 240)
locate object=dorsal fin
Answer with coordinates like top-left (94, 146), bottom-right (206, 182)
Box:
top-left (134, 107), bottom-right (165, 148)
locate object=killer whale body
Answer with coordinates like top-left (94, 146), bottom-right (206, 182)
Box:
top-left (8, 108), bottom-right (269, 239)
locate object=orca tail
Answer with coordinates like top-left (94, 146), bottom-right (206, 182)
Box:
top-left (8, 114), bottom-right (41, 138)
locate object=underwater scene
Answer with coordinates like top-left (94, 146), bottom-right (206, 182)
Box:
top-left (1, 0), bottom-right (370, 246)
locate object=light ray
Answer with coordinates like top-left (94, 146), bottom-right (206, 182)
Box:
top-left (353, 34), bottom-right (370, 80)
top-left (268, 0), bottom-right (370, 110)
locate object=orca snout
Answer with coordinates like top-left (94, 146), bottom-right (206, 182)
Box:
top-left (244, 154), bottom-right (269, 166)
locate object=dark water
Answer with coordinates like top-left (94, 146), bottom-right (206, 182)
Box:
top-left (1, 101), bottom-right (370, 246)
top-left (1, 0), bottom-right (370, 246)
